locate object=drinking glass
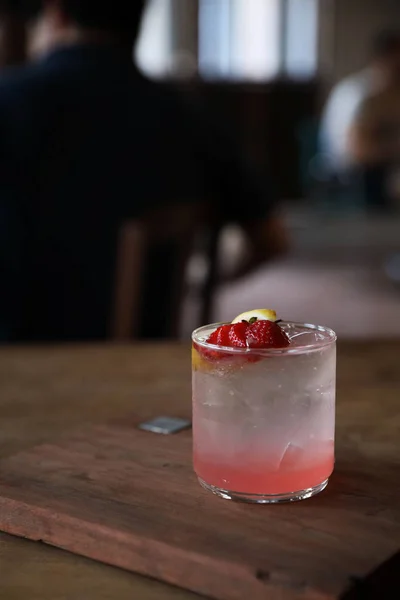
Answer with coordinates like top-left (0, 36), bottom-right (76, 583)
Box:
top-left (192, 322), bottom-right (336, 503)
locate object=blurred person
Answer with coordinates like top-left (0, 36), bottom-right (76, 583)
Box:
top-left (348, 33), bottom-right (400, 208)
top-left (320, 30), bottom-right (400, 175)
top-left (349, 83), bottom-right (400, 208)
top-left (0, 0), bottom-right (287, 342)
top-left (348, 74), bottom-right (400, 166)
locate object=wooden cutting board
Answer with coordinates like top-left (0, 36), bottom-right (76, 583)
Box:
top-left (0, 416), bottom-right (399, 600)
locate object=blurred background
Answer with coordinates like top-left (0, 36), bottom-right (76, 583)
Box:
top-left (136, 0), bottom-right (400, 339)
top-left (1, 0), bottom-right (400, 342)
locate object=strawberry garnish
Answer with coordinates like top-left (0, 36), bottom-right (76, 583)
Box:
top-left (246, 319), bottom-right (290, 349)
top-left (195, 317), bottom-right (289, 363)
top-left (207, 324), bottom-right (231, 347)
top-left (197, 322), bottom-right (248, 361)
top-left (207, 322), bottom-right (248, 349)
top-left (227, 322), bottom-right (248, 348)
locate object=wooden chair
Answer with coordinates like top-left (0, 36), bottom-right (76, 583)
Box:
top-left (0, 13), bottom-right (27, 68)
top-left (111, 202), bottom-right (210, 340)
top-left (199, 219), bottom-right (224, 327)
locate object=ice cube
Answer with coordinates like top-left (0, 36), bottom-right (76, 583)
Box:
top-left (278, 443), bottom-right (304, 471)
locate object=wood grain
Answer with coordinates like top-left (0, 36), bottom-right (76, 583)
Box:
top-left (0, 533), bottom-right (203, 600)
top-left (0, 342), bottom-right (399, 600)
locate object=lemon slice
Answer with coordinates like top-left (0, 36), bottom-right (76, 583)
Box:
top-left (192, 346), bottom-right (216, 372)
top-left (192, 346), bottom-right (206, 371)
top-left (231, 309), bottom-right (277, 324)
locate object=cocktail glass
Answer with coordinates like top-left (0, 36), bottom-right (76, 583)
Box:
top-left (192, 322), bottom-right (336, 503)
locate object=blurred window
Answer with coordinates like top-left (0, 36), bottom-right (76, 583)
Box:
top-left (135, 0), bottom-right (172, 78)
top-left (136, 0), bottom-right (319, 80)
top-left (200, 0), bottom-right (281, 80)
top-left (283, 0), bottom-right (319, 78)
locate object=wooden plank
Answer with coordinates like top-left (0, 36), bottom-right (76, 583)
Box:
top-left (0, 342), bottom-right (399, 600)
top-left (0, 413), bottom-right (399, 600)
top-left (0, 532), bottom-right (203, 600)
top-left (0, 344), bottom-right (198, 600)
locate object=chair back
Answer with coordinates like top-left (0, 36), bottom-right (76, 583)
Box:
top-left (111, 202), bottom-right (206, 340)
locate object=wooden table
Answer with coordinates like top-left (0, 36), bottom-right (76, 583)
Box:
top-left (0, 341), bottom-right (399, 599)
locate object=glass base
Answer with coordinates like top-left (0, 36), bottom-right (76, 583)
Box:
top-left (198, 477), bottom-right (329, 504)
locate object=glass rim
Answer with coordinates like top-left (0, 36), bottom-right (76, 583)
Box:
top-left (192, 321), bottom-right (337, 357)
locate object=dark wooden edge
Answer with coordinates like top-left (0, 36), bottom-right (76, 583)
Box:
top-left (340, 551), bottom-right (400, 599)
top-left (0, 489), bottom-right (323, 600)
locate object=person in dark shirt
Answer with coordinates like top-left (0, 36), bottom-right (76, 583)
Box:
top-left (0, 0), bottom-right (287, 342)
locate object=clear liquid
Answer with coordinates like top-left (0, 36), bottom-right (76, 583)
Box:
top-left (192, 324), bottom-right (336, 494)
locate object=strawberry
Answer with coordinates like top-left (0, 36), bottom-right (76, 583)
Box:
top-left (207, 324), bottom-right (232, 347)
top-left (194, 316), bottom-right (290, 365)
top-left (196, 322), bottom-right (247, 360)
top-left (228, 322), bottom-right (248, 348)
top-left (207, 322), bottom-right (248, 348)
top-left (246, 319), bottom-right (290, 349)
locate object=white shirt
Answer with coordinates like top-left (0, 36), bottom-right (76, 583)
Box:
top-left (320, 69), bottom-right (373, 170)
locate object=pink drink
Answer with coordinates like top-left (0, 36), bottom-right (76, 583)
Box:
top-left (192, 323), bottom-right (336, 503)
